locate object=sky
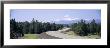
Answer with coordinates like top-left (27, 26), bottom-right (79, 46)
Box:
top-left (10, 9), bottom-right (101, 23)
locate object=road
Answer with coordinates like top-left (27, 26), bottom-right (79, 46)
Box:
top-left (45, 28), bottom-right (73, 39)
top-left (38, 32), bottom-right (62, 39)
top-left (38, 28), bottom-right (70, 39)
top-left (18, 27), bottom-right (100, 39)
top-left (45, 28), bottom-right (100, 39)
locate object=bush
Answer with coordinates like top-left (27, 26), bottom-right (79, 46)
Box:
top-left (71, 19), bottom-right (101, 36)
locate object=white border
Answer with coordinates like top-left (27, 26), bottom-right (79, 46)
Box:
top-left (4, 4), bottom-right (107, 45)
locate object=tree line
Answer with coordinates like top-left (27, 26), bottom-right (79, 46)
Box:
top-left (71, 19), bottom-right (101, 36)
top-left (10, 18), bottom-right (101, 39)
top-left (10, 18), bottom-right (64, 39)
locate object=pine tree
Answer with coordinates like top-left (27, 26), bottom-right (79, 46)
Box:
top-left (89, 19), bottom-right (97, 34)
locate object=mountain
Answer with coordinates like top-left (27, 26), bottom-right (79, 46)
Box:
top-left (53, 19), bottom-right (101, 24)
top-left (85, 19), bottom-right (101, 24)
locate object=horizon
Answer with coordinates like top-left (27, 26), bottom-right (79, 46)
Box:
top-left (10, 9), bottom-right (101, 23)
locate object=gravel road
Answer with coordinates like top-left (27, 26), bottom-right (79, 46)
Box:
top-left (38, 32), bottom-right (62, 39)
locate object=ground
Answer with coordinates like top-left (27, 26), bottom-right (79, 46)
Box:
top-left (20, 33), bottom-right (61, 39)
top-left (19, 27), bottom-right (100, 39)
top-left (46, 28), bottom-right (101, 39)
top-left (22, 34), bottom-right (40, 39)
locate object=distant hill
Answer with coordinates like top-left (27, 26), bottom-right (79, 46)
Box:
top-left (53, 19), bottom-right (101, 24)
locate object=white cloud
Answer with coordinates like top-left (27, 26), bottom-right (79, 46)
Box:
top-left (64, 14), bottom-right (70, 18)
top-left (63, 14), bottom-right (79, 21)
top-left (72, 18), bottom-right (79, 20)
top-left (54, 14), bottom-right (80, 22)
top-left (63, 14), bottom-right (72, 21)
top-left (85, 19), bottom-right (90, 20)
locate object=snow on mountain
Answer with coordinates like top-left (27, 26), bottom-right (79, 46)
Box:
top-left (50, 15), bottom-right (101, 24)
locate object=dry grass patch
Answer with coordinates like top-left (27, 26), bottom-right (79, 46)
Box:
top-left (23, 34), bottom-right (40, 39)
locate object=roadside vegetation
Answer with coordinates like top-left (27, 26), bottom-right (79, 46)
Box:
top-left (10, 18), bottom-right (64, 39)
top-left (70, 19), bottom-right (101, 36)
top-left (23, 34), bottom-right (40, 39)
top-left (10, 18), bottom-right (101, 39)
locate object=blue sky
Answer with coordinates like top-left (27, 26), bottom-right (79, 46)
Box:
top-left (10, 9), bottom-right (101, 22)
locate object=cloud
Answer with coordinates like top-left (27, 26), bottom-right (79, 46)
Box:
top-left (71, 18), bottom-right (79, 20)
top-left (85, 19), bottom-right (90, 20)
top-left (54, 14), bottom-right (79, 21)
top-left (63, 14), bottom-right (73, 21)
top-left (64, 15), bottom-right (70, 18)
top-left (63, 14), bottom-right (79, 21)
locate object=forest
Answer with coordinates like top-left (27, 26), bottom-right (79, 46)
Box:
top-left (10, 18), bottom-right (64, 39)
top-left (10, 18), bottom-right (101, 39)
top-left (71, 19), bottom-right (101, 36)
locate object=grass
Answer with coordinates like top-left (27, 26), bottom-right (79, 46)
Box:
top-left (87, 34), bottom-right (101, 39)
top-left (61, 31), bottom-right (101, 39)
top-left (23, 34), bottom-right (40, 39)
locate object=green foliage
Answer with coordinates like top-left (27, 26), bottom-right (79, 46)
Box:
top-left (10, 19), bottom-right (24, 39)
top-left (10, 18), bottom-right (64, 39)
top-left (71, 19), bottom-right (101, 36)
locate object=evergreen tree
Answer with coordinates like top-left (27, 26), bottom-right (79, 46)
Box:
top-left (89, 19), bottom-right (97, 34)
top-left (71, 19), bottom-right (100, 36)
top-left (10, 18), bottom-right (64, 38)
